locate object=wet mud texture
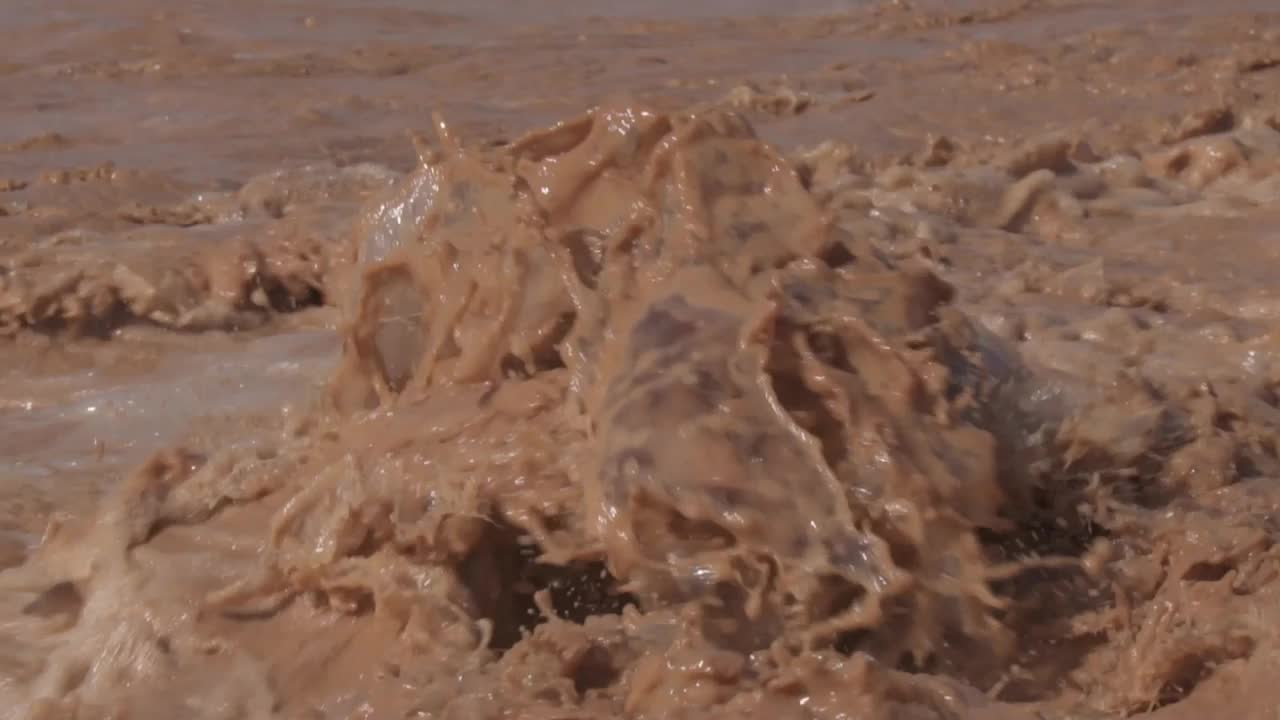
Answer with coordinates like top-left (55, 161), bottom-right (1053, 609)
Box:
top-left (5, 1), bottom-right (1280, 720)
top-left (3, 97), bottom-right (1280, 719)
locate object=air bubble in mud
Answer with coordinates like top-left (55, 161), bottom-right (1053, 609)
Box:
top-left (359, 265), bottom-right (426, 394)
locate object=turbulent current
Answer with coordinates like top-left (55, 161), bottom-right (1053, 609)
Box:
top-left (4, 2), bottom-right (1280, 719)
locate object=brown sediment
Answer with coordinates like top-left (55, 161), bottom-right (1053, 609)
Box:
top-left (0, 95), bottom-right (1274, 719)
top-left (0, 163), bottom-right (399, 335)
top-left (5, 2), bottom-right (1280, 719)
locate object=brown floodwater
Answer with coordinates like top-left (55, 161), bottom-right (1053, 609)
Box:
top-left (4, 1), bottom-right (1280, 718)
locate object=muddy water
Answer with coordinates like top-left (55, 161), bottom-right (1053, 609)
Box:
top-left (5, 1), bottom-right (1280, 718)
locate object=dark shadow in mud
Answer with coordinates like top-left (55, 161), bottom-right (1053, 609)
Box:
top-left (988, 568), bottom-right (1109, 703)
top-left (975, 476), bottom-right (1114, 703)
top-left (16, 277), bottom-right (325, 339)
top-left (460, 518), bottom-right (636, 651)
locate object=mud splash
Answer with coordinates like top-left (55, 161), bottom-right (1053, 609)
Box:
top-left (5, 2), bottom-right (1280, 718)
top-left (4, 93), bottom-right (1280, 719)
top-left (340, 104), bottom-right (1016, 668)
